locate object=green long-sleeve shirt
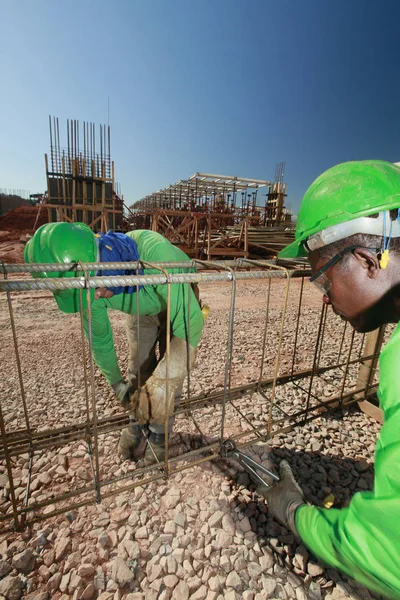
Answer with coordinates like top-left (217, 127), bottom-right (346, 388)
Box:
top-left (296, 322), bottom-right (400, 599)
top-left (82, 230), bottom-right (203, 385)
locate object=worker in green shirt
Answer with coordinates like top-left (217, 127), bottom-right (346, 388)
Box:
top-left (261, 160), bottom-right (400, 599)
top-left (25, 224), bottom-right (204, 465)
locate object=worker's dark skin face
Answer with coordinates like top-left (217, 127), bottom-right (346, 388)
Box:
top-left (308, 248), bottom-right (400, 333)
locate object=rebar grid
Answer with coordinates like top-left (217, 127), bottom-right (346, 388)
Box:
top-left (0, 260), bottom-right (383, 531)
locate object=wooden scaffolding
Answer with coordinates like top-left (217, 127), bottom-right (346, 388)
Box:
top-left (129, 170), bottom-right (292, 258)
top-left (44, 117), bottom-right (123, 231)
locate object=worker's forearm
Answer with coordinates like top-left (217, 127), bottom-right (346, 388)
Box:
top-left (82, 307), bottom-right (122, 386)
top-left (296, 502), bottom-right (400, 599)
top-left (91, 344), bottom-right (123, 385)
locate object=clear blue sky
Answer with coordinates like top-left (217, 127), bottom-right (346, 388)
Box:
top-left (2, 0), bottom-right (400, 214)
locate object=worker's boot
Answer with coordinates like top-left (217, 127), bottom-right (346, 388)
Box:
top-left (118, 420), bottom-right (145, 460)
top-left (144, 432), bottom-right (166, 466)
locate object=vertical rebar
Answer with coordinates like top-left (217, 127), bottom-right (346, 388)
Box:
top-left (82, 266), bottom-right (102, 502)
top-left (266, 274), bottom-right (291, 434)
top-left (136, 285), bottom-right (141, 389)
top-left (164, 275), bottom-right (171, 475)
top-left (3, 268), bottom-right (31, 434)
top-left (304, 302), bottom-right (327, 420)
top-left (339, 328), bottom-right (356, 404)
top-left (78, 277), bottom-right (92, 423)
top-left (315, 301), bottom-right (328, 370)
top-left (221, 271), bottom-right (236, 442)
top-left (49, 115), bottom-right (53, 172)
top-left (257, 277), bottom-right (272, 385)
top-left (337, 320), bottom-right (348, 364)
top-left (290, 275), bottom-right (305, 376)
top-left (0, 264), bottom-right (22, 530)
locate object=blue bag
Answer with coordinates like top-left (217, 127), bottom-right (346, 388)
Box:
top-left (96, 231), bottom-right (143, 295)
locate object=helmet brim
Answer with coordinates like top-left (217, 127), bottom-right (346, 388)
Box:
top-left (278, 239), bottom-right (307, 259)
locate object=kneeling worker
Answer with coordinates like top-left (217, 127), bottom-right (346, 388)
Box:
top-left (262, 160), bottom-right (400, 599)
top-left (25, 223), bottom-right (204, 465)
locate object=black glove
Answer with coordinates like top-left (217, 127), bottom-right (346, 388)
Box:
top-left (257, 460), bottom-right (305, 535)
top-left (111, 380), bottom-right (133, 409)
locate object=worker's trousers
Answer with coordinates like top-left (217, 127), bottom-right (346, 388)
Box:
top-left (125, 312), bottom-right (182, 435)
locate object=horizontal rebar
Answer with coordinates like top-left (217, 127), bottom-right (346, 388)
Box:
top-left (0, 268), bottom-right (305, 292)
top-left (0, 259), bottom-right (276, 274)
top-left (0, 354), bottom-right (379, 459)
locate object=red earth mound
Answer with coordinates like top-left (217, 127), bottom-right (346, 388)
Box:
top-left (0, 206), bottom-right (48, 263)
top-left (0, 205), bottom-right (48, 233)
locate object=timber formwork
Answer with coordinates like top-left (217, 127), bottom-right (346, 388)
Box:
top-left (129, 172), bottom-right (293, 259)
top-left (43, 117), bottom-right (123, 232)
top-left (0, 259), bottom-right (385, 531)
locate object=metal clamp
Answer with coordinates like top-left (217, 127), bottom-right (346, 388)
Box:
top-left (220, 440), bottom-right (279, 488)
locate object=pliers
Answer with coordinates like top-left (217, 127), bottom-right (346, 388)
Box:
top-left (220, 439), bottom-right (279, 488)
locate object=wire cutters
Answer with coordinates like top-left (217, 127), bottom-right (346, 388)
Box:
top-left (220, 439), bottom-right (279, 488)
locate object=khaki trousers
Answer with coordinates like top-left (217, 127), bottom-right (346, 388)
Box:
top-left (126, 312), bottom-right (182, 434)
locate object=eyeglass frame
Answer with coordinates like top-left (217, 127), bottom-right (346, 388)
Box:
top-left (308, 245), bottom-right (380, 294)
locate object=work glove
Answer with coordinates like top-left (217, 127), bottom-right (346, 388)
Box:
top-left (130, 337), bottom-right (197, 425)
top-left (257, 460), bottom-right (305, 536)
top-left (112, 380), bottom-right (134, 410)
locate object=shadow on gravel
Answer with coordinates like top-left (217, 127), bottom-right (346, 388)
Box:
top-left (214, 444), bottom-right (379, 600)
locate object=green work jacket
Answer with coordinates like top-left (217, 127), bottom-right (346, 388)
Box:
top-left (82, 230), bottom-right (203, 385)
top-left (296, 322), bottom-right (400, 599)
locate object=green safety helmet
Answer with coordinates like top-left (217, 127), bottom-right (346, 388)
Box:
top-left (24, 222), bottom-right (98, 313)
top-left (279, 160), bottom-right (400, 259)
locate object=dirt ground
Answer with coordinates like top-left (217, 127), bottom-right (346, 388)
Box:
top-left (0, 276), bottom-right (384, 600)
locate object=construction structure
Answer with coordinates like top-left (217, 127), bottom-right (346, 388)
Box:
top-left (128, 166), bottom-right (293, 259)
top-left (0, 258), bottom-right (385, 531)
top-left (42, 117), bottom-right (123, 231)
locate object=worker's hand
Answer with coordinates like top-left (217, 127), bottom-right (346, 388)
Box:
top-left (95, 287), bottom-right (115, 300)
top-left (129, 337), bottom-right (197, 425)
top-left (112, 380), bottom-right (134, 409)
top-left (130, 379), bottom-right (174, 424)
top-left (257, 460), bottom-right (305, 536)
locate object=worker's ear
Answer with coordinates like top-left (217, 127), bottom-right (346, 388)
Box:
top-left (352, 248), bottom-right (380, 279)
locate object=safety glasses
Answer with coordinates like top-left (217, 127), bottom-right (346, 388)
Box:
top-left (309, 246), bottom-right (379, 295)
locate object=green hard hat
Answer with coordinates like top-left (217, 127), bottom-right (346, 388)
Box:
top-left (279, 160), bottom-right (400, 259)
top-left (24, 222), bottom-right (98, 313)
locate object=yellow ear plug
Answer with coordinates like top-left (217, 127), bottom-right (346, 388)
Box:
top-left (322, 493), bottom-right (335, 509)
top-left (380, 249), bottom-right (390, 270)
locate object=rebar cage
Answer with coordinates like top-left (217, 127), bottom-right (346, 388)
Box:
top-left (0, 259), bottom-right (384, 532)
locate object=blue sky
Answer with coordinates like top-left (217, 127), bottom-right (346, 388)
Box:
top-left (2, 0), bottom-right (400, 214)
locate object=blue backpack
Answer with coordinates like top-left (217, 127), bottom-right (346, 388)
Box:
top-left (96, 231), bottom-right (143, 295)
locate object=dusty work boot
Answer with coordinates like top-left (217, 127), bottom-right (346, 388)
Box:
top-left (118, 421), bottom-right (145, 460)
top-left (144, 432), bottom-right (166, 466)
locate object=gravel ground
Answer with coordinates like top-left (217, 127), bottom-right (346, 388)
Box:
top-left (0, 279), bottom-right (386, 600)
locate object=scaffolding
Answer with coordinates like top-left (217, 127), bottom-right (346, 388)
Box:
top-left (0, 258), bottom-right (384, 531)
top-left (128, 171), bottom-right (292, 259)
top-left (44, 116), bottom-right (123, 231)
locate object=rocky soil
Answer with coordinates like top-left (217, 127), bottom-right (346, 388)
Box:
top-left (0, 278), bottom-right (386, 599)
top-left (0, 206), bottom-right (48, 264)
